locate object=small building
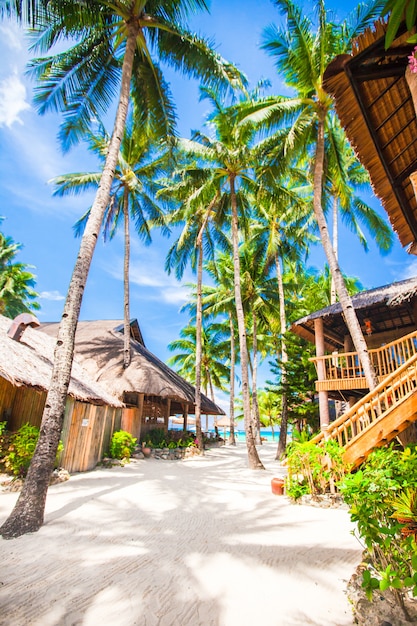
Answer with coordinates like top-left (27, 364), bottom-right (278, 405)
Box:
top-left (40, 319), bottom-right (225, 442)
top-left (291, 278), bottom-right (417, 465)
top-left (0, 314), bottom-right (123, 473)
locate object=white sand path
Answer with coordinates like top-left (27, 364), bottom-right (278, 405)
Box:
top-left (0, 442), bottom-right (361, 626)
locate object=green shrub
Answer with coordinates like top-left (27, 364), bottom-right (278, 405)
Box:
top-left (141, 428), bottom-right (196, 449)
top-left (340, 444), bottom-right (417, 613)
top-left (109, 430), bottom-right (137, 459)
top-left (285, 438), bottom-right (349, 500)
top-left (0, 421), bottom-right (11, 470)
top-left (1, 423), bottom-right (64, 477)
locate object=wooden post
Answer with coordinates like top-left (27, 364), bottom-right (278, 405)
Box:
top-left (164, 398), bottom-right (171, 433)
top-left (137, 393), bottom-right (144, 441)
top-left (182, 403), bottom-right (189, 431)
top-left (314, 318), bottom-right (330, 429)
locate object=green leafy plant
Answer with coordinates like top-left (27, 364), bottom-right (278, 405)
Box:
top-left (285, 438), bottom-right (349, 500)
top-left (2, 423), bottom-right (63, 477)
top-left (141, 428), bottom-right (197, 449)
top-left (340, 445), bottom-right (417, 617)
top-left (109, 430), bottom-right (137, 460)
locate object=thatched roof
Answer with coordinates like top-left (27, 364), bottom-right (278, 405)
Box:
top-left (291, 276), bottom-right (417, 349)
top-left (0, 315), bottom-right (122, 407)
top-left (40, 320), bottom-right (224, 416)
top-left (323, 21), bottom-right (417, 253)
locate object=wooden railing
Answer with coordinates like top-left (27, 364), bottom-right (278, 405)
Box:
top-left (310, 330), bottom-right (417, 384)
top-left (311, 351), bottom-right (417, 449)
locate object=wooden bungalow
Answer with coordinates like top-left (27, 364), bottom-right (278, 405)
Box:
top-left (286, 20), bottom-right (417, 466)
top-left (0, 314), bottom-right (123, 473)
top-left (40, 319), bottom-right (224, 442)
top-left (291, 277), bottom-right (417, 466)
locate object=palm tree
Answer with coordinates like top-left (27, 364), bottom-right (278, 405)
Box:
top-left (0, 221), bottom-right (40, 318)
top-left (239, 234), bottom-right (280, 445)
top-left (175, 89), bottom-right (266, 469)
top-left (160, 157), bottom-right (229, 452)
top-left (51, 115), bottom-right (168, 369)
top-left (203, 252), bottom-right (240, 445)
top-left (324, 117), bottom-right (393, 303)
top-left (1, 0), bottom-right (245, 539)
top-left (168, 318), bottom-right (230, 431)
top-left (242, 0), bottom-right (382, 392)
top-left (254, 180), bottom-right (315, 457)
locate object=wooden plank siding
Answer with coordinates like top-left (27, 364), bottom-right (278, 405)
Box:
top-left (0, 376), bottom-right (121, 473)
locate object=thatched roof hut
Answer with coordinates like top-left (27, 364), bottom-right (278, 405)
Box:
top-left (323, 21), bottom-right (417, 253)
top-left (40, 319), bottom-right (224, 417)
top-left (0, 315), bottom-right (121, 407)
top-left (0, 314), bottom-right (123, 472)
top-left (291, 276), bottom-right (417, 351)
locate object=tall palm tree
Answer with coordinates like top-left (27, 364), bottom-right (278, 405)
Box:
top-left (254, 179), bottom-right (315, 457)
top-left (168, 318), bottom-right (230, 431)
top-left (242, 0), bottom-right (382, 392)
top-left (203, 252), bottom-right (240, 445)
top-left (324, 117), bottom-right (393, 303)
top-left (51, 115), bottom-right (168, 369)
top-left (160, 158), bottom-right (228, 452)
top-left (239, 234), bottom-right (280, 445)
top-left (175, 89), bottom-right (265, 469)
top-left (1, 0), bottom-right (245, 539)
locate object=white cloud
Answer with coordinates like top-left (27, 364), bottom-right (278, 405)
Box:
top-left (39, 290), bottom-right (66, 301)
top-left (0, 23), bottom-right (23, 51)
top-left (0, 73), bottom-right (30, 127)
top-left (399, 259), bottom-right (417, 280)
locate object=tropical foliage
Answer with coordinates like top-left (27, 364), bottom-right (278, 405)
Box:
top-left (0, 221), bottom-right (40, 318)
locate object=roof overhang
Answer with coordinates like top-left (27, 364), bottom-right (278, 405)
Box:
top-left (323, 21), bottom-right (417, 253)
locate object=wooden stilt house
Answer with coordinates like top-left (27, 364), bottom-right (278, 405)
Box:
top-left (291, 278), bottom-right (417, 466)
top-left (290, 20), bottom-right (417, 467)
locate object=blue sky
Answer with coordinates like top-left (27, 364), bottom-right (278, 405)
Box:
top-left (0, 0), bottom-right (416, 412)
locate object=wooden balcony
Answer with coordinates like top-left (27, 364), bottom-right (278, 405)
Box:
top-left (312, 352), bottom-right (417, 467)
top-left (310, 330), bottom-right (417, 392)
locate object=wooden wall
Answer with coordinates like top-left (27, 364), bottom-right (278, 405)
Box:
top-left (0, 377), bottom-right (121, 473)
top-left (59, 399), bottom-right (122, 472)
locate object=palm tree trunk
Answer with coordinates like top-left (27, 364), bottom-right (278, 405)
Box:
top-left (123, 189), bottom-right (131, 368)
top-left (229, 175), bottom-right (264, 469)
top-left (0, 24), bottom-right (139, 539)
top-left (251, 313), bottom-right (262, 445)
top-left (313, 113), bottom-right (378, 391)
top-left (330, 196), bottom-right (338, 305)
top-left (228, 313), bottom-right (236, 445)
top-left (194, 233), bottom-right (204, 453)
top-left (275, 252), bottom-right (289, 459)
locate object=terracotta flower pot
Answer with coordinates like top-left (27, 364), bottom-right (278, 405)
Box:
top-left (142, 446), bottom-right (151, 458)
top-left (271, 477), bottom-right (285, 496)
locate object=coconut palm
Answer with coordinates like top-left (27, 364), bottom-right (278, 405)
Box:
top-left (174, 88), bottom-right (267, 468)
top-left (160, 157), bottom-right (229, 452)
top-left (203, 252), bottom-right (240, 445)
top-left (1, 0), bottom-right (245, 539)
top-left (167, 319), bottom-right (230, 432)
top-left (238, 234), bottom-right (280, 445)
top-left (51, 115), bottom-right (168, 369)
top-left (324, 117), bottom-right (393, 303)
top-left (241, 0), bottom-right (382, 392)
top-left (253, 179), bottom-right (316, 457)
top-left (0, 221), bottom-right (40, 318)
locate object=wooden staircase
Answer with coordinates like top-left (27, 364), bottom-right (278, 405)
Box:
top-left (311, 350), bottom-right (417, 468)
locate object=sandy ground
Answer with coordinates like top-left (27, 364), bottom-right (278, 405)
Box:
top-left (0, 443), bottom-right (361, 626)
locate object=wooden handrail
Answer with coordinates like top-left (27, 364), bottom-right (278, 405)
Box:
top-left (312, 351), bottom-right (417, 447)
top-left (310, 329), bottom-right (417, 383)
